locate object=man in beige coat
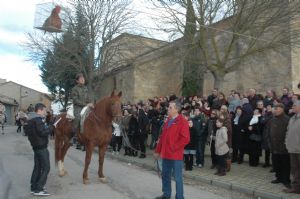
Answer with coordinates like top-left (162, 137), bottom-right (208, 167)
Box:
top-left (284, 100), bottom-right (300, 194)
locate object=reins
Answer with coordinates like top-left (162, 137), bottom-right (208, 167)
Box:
top-left (90, 110), bottom-right (102, 123)
top-left (120, 128), bottom-right (147, 155)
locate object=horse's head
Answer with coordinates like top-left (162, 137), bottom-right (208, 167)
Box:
top-left (110, 91), bottom-right (122, 120)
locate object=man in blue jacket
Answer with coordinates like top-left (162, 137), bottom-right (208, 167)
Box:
top-left (26, 103), bottom-right (53, 196)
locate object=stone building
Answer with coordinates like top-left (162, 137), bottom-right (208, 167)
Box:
top-left (0, 79), bottom-right (52, 124)
top-left (97, 33), bottom-right (181, 103)
top-left (0, 94), bottom-right (18, 125)
top-left (98, 25), bottom-right (300, 103)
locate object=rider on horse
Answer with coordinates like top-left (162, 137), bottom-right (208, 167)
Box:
top-left (71, 73), bottom-right (93, 149)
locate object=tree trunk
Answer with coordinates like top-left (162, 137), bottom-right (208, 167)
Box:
top-left (213, 73), bottom-right (225, 90)
top-left (87, 83), bottom-right (95, 102)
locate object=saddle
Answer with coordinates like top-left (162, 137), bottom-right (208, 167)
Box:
top-left (66, 104), bottom-right (75, 120)
top-left (80, 106), bottom-right (91, 133)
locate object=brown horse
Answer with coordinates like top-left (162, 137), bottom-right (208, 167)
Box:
top-left (54, 112), bottom-right (73, 177)
top-left (54, 91), bottom-right (122, 183)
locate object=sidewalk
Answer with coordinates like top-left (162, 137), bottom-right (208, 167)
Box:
top-left (105, 148), bottom-right (299, 199)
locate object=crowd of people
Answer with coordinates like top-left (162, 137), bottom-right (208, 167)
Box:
top-left (4, 84), bottom-right (300, 197)
top-left (15, 104), bottom-right (54, 137)
top-left (113, 87), bottom-right (300, 194)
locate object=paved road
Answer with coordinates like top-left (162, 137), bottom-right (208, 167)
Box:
top-left (1, 126), bottom-right (229, 199)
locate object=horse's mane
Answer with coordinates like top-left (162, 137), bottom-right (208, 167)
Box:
top-left (93, 96), bottom-right (113, 123)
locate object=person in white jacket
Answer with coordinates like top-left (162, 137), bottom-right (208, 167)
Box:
top-left (214, 118), bottom-right (230, 176)
top-left (112, 121), bottom-right (122, 155)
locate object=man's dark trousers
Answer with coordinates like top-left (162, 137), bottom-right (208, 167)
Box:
top-left (272, 153), bottom-right (290, 184)
top-left (196, 137), bottom-right (206, 166)
top-left (138, 133), bottom-right (147, 155)
top-left (290, 153), bottom-right (300, 190)
top-left (30, 148), bottom-right (50, 192)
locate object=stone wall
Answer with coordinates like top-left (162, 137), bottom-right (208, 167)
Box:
top-left (291, 46), bottom-right (300, 92)
top-left (99, 27), bottom-right (299, 103)
top-left (96, 66), bottom-right (135, 104)
top-left (98, 40), bottom-right (185, 104)
top-left (132, 40), bottom-right (184, 103)
top-left (203, 46), bottom-right (292, 96)
top-left (97, 33), bottom-right (171, 103)
top-left (290, 13), bottom-right (300, 92)
top-left (101, 33), bottom-right (168, 73)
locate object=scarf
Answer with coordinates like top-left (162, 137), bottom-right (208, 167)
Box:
top-left (249, 114), bottom-right (261, 126)
top-left (233, 114), bottom-right (240, 125)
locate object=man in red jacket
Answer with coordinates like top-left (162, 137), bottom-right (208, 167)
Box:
top-left (154, 100), bottom-right (190, 199)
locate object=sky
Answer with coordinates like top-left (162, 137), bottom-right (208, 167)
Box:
top-left (0, 0), bottom-right (172, 94)
top-left (0, 0), bottom-right (49, 92)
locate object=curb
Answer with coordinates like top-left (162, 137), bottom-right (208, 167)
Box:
top-left (105, 153), bottom-right (295, 199)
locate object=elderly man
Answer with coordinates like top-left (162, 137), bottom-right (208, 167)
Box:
top-left (154, 100), bottom-right (190, 199)
top-left (263, 90), bottom-right (275, 107)
top-left (248, 88), bottom-right (262, 110)
top-left (268, 103), bottom-right (290, 188)
top-left (207, 88), bottom-right (218, 108)
top-left (284, 100), bottom-right (300, 194)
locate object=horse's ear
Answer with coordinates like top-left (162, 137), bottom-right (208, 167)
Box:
top-left (118, 91), bottom-right (122, 97)
top-left (111, 90), bottom-right (115, 97)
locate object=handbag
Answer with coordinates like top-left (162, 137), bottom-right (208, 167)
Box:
top-left (249, 133), bottom-right (262, 142)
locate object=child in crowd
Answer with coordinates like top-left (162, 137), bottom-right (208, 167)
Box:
top-left (214, 118), bottom-right (229, 176)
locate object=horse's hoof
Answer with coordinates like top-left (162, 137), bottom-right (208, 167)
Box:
top-left (59, 171), bottom-right (65, 177)
top-left (59, 169), bottom-right (68, 177)
top-left (99, 177), bottom-right (107, 183)
top-left (83, 178), bottom-right (89, 184)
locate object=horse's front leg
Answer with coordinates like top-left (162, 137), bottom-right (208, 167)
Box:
top-left (58, 136), bottom-right (71, 177)
top-left (62, 135), bottom-right (72, 161)
top-left (83, 142), bottom-right (94, 184)
top-left (57, 139), bottom-right (65, 177)
top-left (98, 145), bottom-right (107, 183)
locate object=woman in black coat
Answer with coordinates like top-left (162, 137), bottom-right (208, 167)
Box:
top-left (231, 107), bottom-right (243, 163)
top-left (247, 108), bottom-right (263, 167)
top-left (238, 100), bottom-right (254, 164)
top-left (184, 119), bottom-right (198, 171)
top-left (128, 112), bottom-right (139, 156)
top-left (149, 109), bottom-right (161, 149)
top-left (261, 105), bottom-right (273, 167)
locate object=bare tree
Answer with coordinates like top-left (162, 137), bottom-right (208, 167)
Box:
top-left (152, 0), bottom-right (300, 90)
